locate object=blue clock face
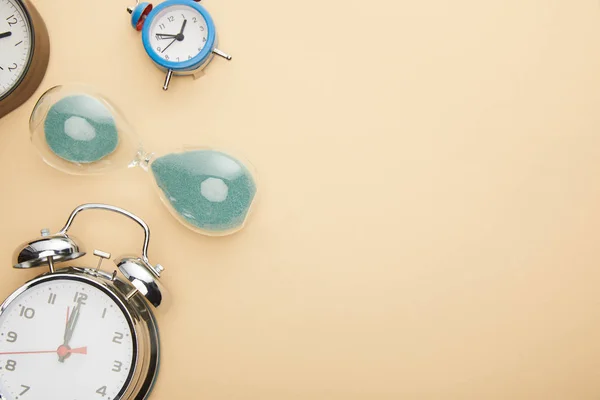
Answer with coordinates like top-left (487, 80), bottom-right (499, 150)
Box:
top-left (142, 1), bottom-right (216, 71)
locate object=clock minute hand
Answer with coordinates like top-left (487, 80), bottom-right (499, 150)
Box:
top-left (0, 32), bottom-right (12, 39)
top-left (63, 303), bottom-right (81, 345)
top-left (161, 38), bottom-right (177, 53)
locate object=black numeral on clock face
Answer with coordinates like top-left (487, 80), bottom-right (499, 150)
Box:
top-left (6, 331), bottom-right (17, 343)
top-left (73, 292), bottom-right (88, 305)
top-left (7, 63), bottom-right (17, 72)
top-left (112, 360), bottom-right (123, 372)
top-left (19, 306), bottom-right (35, 319)
top-left (20, 385), bottom-right (30, 395)
top-left (96, 385), bottom-right (107, 396)
top-left (4, 359), bottom-right (16, 371)
top-left (112, 332), bottom-right (124, 344)
top-left (6, 15), bottom-right (17, 26)
top-left (168, 16), bottom-right (174, 22)
top-left (48, 293), bottom-right (57, 305)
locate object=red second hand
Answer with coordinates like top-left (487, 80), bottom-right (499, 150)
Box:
top-left (69, 346), bottom-right (87, 355)
top-left (0, 350), bottom-right (55, 355)
top-left (0, 347), bottom-right (87, 356)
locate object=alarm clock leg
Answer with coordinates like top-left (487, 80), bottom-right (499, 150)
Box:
top-left (162, 69), bottom-right (174, 91)
top-left (212, 48), bottom-right (232, 61)
top-left (47, 256), bottom-right (55, 273)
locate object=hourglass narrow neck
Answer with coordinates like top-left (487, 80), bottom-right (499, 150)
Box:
top-left (130, 150), bottom-right (155, 171)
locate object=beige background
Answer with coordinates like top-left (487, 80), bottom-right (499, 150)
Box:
top-left (1, 0), bottom-right (600, 398)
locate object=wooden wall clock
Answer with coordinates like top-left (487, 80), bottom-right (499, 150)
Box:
top-left (0, 0), bottom-right (49, 119)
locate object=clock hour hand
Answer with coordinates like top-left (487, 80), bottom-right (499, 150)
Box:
top-left (0, 31), bottom-right (12, 39)
top-left (158, 19), bottom-right (187, 43)
top-left (179, 19), bottom-right (187, 35)
top-left (156, 33), bottom-right (178, 39)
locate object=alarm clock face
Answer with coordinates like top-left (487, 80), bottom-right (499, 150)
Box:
top-left (0, 0), bottom-right (32, 99)
top-left (142, 1), bottom-right (216, 71)
top-left (0, 277), bottom-right (136, 400)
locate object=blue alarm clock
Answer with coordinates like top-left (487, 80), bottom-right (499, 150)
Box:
top-left (127, 0), bottom-right (231, 90)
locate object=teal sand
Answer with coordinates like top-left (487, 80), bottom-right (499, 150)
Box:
top-left (150, 150), bottom-right (257, 234)
top-left (44, 95), bottom-right (119, 163)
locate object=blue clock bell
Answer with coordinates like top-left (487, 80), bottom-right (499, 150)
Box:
top-left (127, 0), bottom-right (231, 90)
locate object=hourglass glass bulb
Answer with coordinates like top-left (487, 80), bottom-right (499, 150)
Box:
top-left (149, 148), bottom-right (258, 236)
top-left (29, 84), bottom-right (141, 175)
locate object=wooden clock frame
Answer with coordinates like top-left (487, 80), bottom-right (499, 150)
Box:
top-left (0, 0), bottom-right (49, 119)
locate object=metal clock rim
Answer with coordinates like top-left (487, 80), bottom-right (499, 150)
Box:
top-left (0, 0), bottom-right (36, 101)
top-left (0, 273), bottom-right (139, 400)
top-left (141, 0), bottom-right (217, 71)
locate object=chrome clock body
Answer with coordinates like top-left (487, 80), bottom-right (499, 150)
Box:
top-left (0, 204), bottom-right (167, 400)
top-left (0, 269), bottom-right (159, 400)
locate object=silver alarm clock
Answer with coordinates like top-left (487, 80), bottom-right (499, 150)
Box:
top-left (0, 204), bottom-right (168, 400)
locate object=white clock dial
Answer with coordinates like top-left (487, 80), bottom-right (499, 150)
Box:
top-left (148, 5), bottom-right (209, 63)
top-left (0, 0), bottom-right (32, 99)
top-left (0, 278), bottom-right (135, 400)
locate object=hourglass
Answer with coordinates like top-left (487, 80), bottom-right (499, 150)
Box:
top-left (29, 84), bottom-right (258, 236)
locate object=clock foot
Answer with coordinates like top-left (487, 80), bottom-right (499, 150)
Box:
top-left (192, 70), bottom-right (205, 80)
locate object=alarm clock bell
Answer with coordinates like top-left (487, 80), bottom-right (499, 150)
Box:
top-left (13, 232), bottom-right (85, 270)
